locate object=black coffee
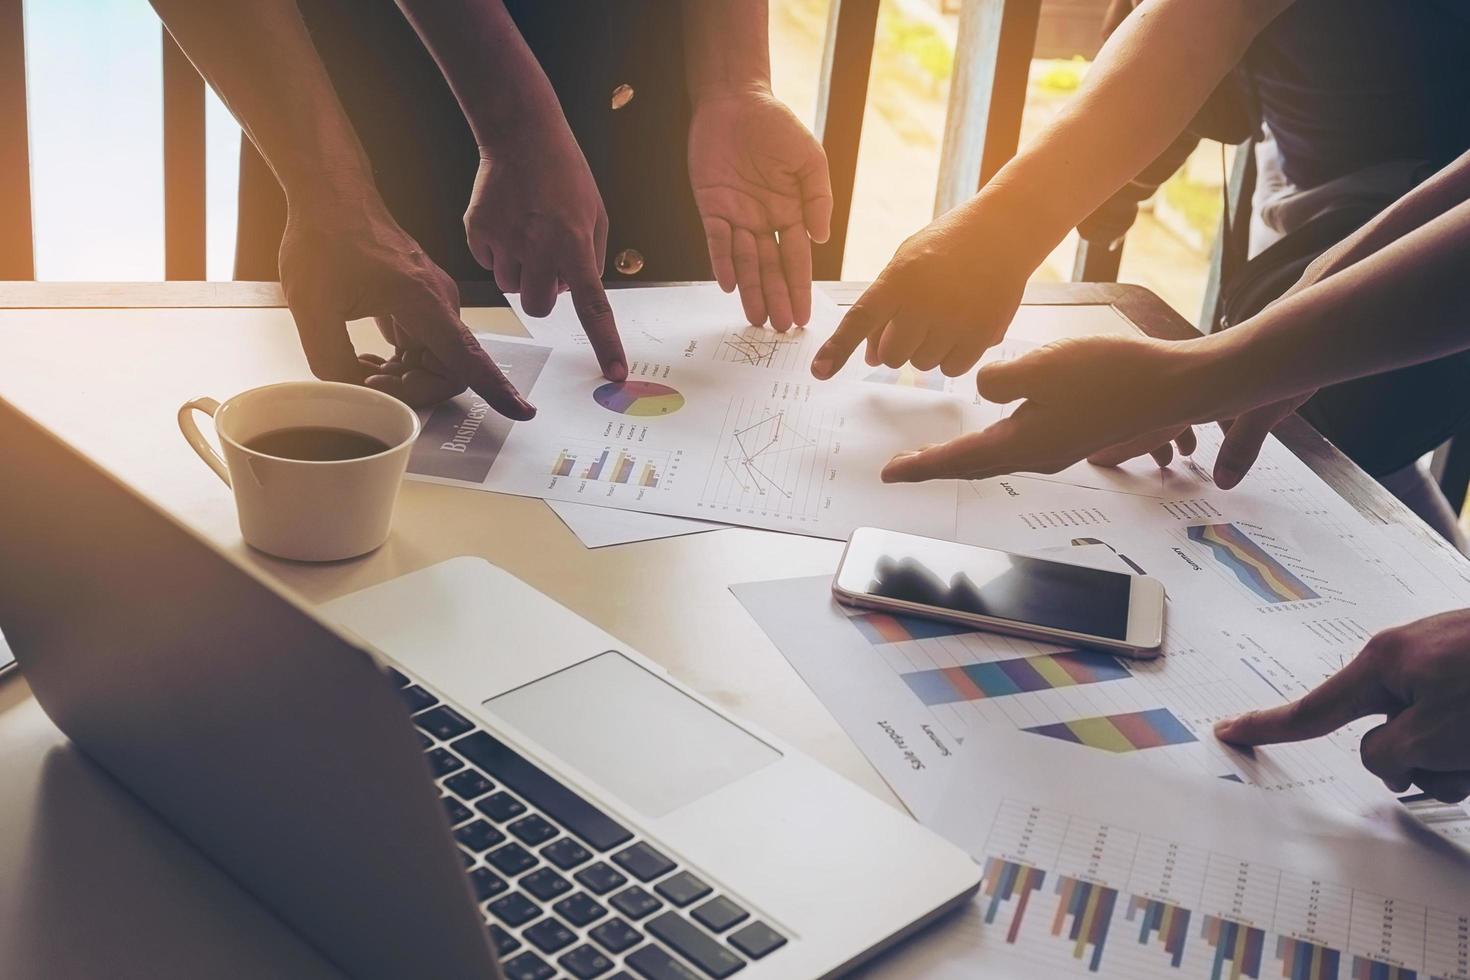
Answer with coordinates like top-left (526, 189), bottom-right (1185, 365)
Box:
top-left (245, 426), bottom-right (391, 461)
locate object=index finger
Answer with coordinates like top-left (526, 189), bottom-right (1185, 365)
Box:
top-left (811, 280), bottom-right (898, 380)
top-left (565, 254), bottom-right (628, 381)
top-left (1214, 642), bottom-right (1403, 746)
top-left (881, 420), bottom-right (1027, 484)
top-left (397, 293), bottom-right (535, 420)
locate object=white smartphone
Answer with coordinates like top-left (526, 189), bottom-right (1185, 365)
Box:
top-left (833, 527), bottom-right (1167, 658)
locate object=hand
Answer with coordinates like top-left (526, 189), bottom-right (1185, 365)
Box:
top-left (466, 121), bottom-right (626, 380)
top-left (880, 334), bottom-right (1210, 483)
top-left (810, 191), bottom-right (1034, 380)
top-left (1216, 610), bottom-right (1470, 803)
top-left (279, 194), bottom-right (535, 418)
top-left (688, 90), bottom-right (833, 331)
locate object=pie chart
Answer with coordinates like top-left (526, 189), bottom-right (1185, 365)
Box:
top-left (592, 380), bottom-right (685, 417)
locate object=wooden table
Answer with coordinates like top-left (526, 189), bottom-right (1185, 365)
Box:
top-left (0, 281), bottom-right (1449, 979)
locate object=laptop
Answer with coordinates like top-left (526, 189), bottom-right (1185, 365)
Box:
top-left (0, 394), bottom-right (980, 980)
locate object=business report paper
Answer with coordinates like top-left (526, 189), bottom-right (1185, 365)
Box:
top-left (904, 727), bottom-right (1470, 979)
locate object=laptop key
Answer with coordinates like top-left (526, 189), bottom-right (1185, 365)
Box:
top-left (647, 911), bottom-right (745, 978)
top-left (559, 944), bottom-right (615, 979)
top-left (397, 684), bottom-right (438, 713)
top-left (610, 885), bottom-right (663, 921)
top-left (611, 842), bottom-right (676, 882)
top-left (458, 848), bottom-right (475, 869)
top-left (445, 769), bottom-right (495, 801)
top-left (487, 842), bottom-right (538, 877)
top-left (454, 820), bottom-right (507, 853)
top-left (509, 814), bottom-right (559, 847)
top-left (575, 861), bottom-right (628, 895)
top-left (502, 951), bottom-right (556, 980)
top-left (625, 944), bottom-right (702, 980)
top-left (488, 892), bottom-right (542, 928)
top-left (386, 666), bottom-right (411, 687)
top-left (524, 917), bottom-right (576, 954)
top-left (426, 748), bottom-right (464, 777)
top-left (727, 922), bottom-right (786, 960)
top-left (476, 791), bottom-right (527, 823)
top-left (415, 731), bottom-right (432, 750)
top-left (653, 871), bottom-right (711, 908)
top-left (414, 705), bottom-right (475, 741)
top-left (468, 867), bottom-right (508, 902)
top-left (544, 837), bottom-right (593, 871)
top-left (691, 896), bottom-right (747, 933)
top-left (441, 796), bottom-right (473, 826)
top-left (489, 923), bottom-right (521, 958)
top-left (554, 892), bottom-right (608, 927)
top-left (521, 867), bottom-right (573, 902)
top-left (589, 917), bottom-right (643, 955)
top-left (453, 732), bottom-right (634, 851)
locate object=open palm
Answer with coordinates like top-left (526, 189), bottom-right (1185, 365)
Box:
top-left (688, 92), bottom-right (832, 331)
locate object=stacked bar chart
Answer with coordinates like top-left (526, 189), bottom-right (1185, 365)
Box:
top-left (1054, 877), bottom-right (1120, 972)
top-left (902, 650), bottom-right (1131, 706)
top-left (1025, 707), bottom-right (1198, 753)
top-left (1277, 936), bottom-right (1342, 980)
top-left (1202, 915), bottom-right (1267, 979)
top-left (552, 451), bottom-right (576, 478)
top-left (547, 443), bottom-right (673, 490)
top-left (982, 857), bottom-right (1047, 943)
top-left (1129, 897), bottom-right (1193, 969)
top-left (848, 610), bottom-right (977, 644)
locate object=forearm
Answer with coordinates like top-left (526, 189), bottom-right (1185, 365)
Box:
top-left (681, 0), bottom-right (771, 102)
top-left (972, 0), bottom-right (1291, 264)
top-left (1190, 198), bottom-right (1470, 418)
top-left (149, 0), bottom-right (374, 206)
top-left (395, 0), bottom-right (567, 150)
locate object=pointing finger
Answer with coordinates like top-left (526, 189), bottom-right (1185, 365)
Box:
top-left (565, 253), bottom-right (628, 381)
top-left (396, 291), bottom-right (534, 420)
top-left (1214, 642), bottom-right (1403, 747)
top-left (812, 279), bottom-right (898, 379)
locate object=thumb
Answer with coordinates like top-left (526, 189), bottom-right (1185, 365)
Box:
top-left (1214, 405), bottom-right (1285, 489)
top-left (976, 344), bottom-right (1069, 404)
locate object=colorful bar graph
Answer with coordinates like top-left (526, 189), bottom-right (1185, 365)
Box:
top-left (981, 858), bottom-right (1047, 944)
top-left (611, 452), bottom-right (635, 484)
top-left (1277, 936), bottom-right (1342, 980)
top-left (552, 451), bottom-right (576, 478)
top-left (639, 462), bottom-right (660, 488)
top-left (1351, 957), bottom-right (1417, 980)
top-left (902, 650), bottom-right (1130, 706)
top-left (848, 610), bottom-right (978, 644)
top-left (1025, 708), bottom-right (1198, 753)
top-left (1202, 915), bottom-right (1266, 980)
top-left (1128, 896), bottom-right (1192, 968)
top-left (583, 449), bottom-right (609, 481)
top-left (1052, 876), bottom-right (1118, 972)
top-left (1186, 523), bottom-right (1319, 604)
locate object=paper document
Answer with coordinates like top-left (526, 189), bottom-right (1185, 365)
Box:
top-left (0, 627), bottom-right (12, 672)
top-left (906, 726), bottom-right (1470, 979)
top-left (546, 500), bottom-right (719, 548)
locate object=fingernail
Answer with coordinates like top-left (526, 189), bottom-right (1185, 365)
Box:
top-left (811, 357), bottom-right (831, 379)
top-left (517, 399), bottom-right (537, 420)
top-left (1212, 719), bottom-right (1236, 737)
top-left (606, 361), bottom-right (628, 382)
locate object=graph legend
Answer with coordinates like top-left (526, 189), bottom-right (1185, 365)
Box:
top-left (902, 649), bottom-right (1131, 705)
top-left (1025, 707), bottom-right (1197, 753)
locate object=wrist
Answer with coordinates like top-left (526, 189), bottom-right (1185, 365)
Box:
top-left (284, 174), bottom-right (392, 231)
top-left (689, 80), bottom-right (773, 107)
top-left (1165, 333), bottom-right (1250, 423)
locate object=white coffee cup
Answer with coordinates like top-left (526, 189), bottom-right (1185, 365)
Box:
top-left (178, 382), bottom-right (420, 562)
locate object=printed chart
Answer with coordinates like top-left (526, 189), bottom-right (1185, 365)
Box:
top-left (591, 380), bottom-right (685, 417)
top-left (1186, 523), bottom-right (1320, 604)
top-left (697, 398), bottom-right (839, 522)
top-left (550, 442), bottom-right (674, 490)
top-left (713, 327), bottom-right (805, 372)
top-left (964, 797), bottom-right (1470, 978)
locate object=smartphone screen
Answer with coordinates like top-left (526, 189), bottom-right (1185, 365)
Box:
top-left (835, 528), bottom-right (1134, 640)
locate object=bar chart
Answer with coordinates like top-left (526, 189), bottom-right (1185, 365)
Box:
top-left (968, 798), bottom-right (1470, 978)
top-left (1024, 707), bottom-right (1198, 753)
top-left (1184, 522), bottom-right (1320, 605)
top-left (901, 650), bottom-right (1131, 706)
top-left (548, 443), bottom-right (674, 491)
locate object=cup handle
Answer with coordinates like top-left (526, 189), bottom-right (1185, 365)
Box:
top-left (177, 397), bottom-right (231, 487)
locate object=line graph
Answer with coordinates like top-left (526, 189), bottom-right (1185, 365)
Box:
top-left (698, 397), bottom-right (838, 521)
top-left (713, 327), bottom-right (805, 372)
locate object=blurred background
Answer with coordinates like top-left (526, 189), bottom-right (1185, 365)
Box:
top-left (21, 0), bottom-right (1224, 317)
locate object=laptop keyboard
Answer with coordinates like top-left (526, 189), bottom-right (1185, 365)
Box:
top-left (388, 668), bottom-right (788, 980)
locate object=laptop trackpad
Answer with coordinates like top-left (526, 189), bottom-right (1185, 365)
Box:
top-left (484, 652), bottom-right (781, 818)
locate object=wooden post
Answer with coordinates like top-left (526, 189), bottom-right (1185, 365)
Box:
top-left (0, 0), bottom-right (34, 280)
top-left (812, 0), bottom-right (880, 280)
top-left (162, 25), bottom-right (206, 281)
